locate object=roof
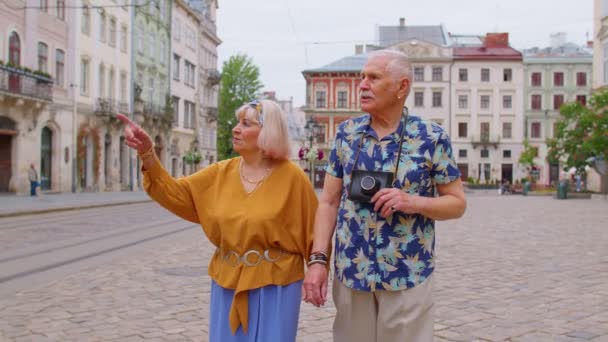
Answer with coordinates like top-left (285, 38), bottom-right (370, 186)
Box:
top-left (523, 43), bottom-right (593, 58)
top-left (449, 34), bottom-right (484, 47)
top-left (377, 25), bottom-right (449, 47)
top-left (453, 47), bottom-right (523, 61)
top-left (302, 54), bottom-right (368, 73)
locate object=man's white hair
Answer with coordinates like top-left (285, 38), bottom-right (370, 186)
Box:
top-left (367, 49), bottom-right (412, 82)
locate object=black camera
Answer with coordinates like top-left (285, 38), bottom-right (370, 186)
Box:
top-left (348, 169), bottom-right (394, 203)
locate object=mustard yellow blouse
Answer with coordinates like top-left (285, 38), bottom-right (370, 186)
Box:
top-left (142, 157), bottom-right (318, 333)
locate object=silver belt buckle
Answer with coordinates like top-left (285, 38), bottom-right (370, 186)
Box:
top-left (242, 250), bottom-right (263, 267)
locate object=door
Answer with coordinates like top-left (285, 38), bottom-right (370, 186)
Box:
top-left (457, 163), bottom-right (468, 181)
top-left (40, 127), bottom-right (52, 190)
top-left (8, 31), bottom-right (21, 92)
top-left (0, 135), bottom-right (12, 192)
top-left (501, 164), bottom-right (513, 183)
top-left (104, 134), bottom-right (111, 187)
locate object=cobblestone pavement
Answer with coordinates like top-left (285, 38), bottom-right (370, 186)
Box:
top-left (1, 194), bottom-right (607, 341)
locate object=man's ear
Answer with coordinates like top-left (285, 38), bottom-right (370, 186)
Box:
top-left (398, 77), bottom-right (410, 99)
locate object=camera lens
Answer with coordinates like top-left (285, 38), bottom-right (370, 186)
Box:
top-left (360, 175), bottom-right (379, 195)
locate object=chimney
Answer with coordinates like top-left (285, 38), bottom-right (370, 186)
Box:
top-left (485, 33), bottom-right (509, 48)
top-left (399, 17), bottom-right (405, 27)
top-left (355, 44), bottom-right (364, 55)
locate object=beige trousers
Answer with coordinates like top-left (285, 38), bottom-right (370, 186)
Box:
top-left (332, 275), bottom-right (435, 342)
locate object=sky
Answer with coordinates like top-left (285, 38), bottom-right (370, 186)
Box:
top-left (216, 0), bottom-right (593, 107)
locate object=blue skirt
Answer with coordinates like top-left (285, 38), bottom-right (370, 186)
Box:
top-left (209, 280), bottom-right (302, 342)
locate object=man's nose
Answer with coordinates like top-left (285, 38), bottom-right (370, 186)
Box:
top-left (359, 79), bottom-right (370, 90)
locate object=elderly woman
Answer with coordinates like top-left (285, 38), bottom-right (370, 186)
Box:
top-left (117, 99), bottom-right (317, 342)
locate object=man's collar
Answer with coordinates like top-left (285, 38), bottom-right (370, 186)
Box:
top-left (356, 108), bottom-right (409, 138)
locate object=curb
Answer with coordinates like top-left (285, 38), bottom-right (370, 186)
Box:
top-left (0, 199), bottom-right (153, 218)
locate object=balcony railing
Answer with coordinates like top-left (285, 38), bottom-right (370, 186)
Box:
top-left (0, 64), bottom-right (53, 101)
top-left (471, 134), bottom-right (500, 149)
top-left (205, 68), bottom-right (221, 86)
top-left (94, 98), bottom-right (130, 115)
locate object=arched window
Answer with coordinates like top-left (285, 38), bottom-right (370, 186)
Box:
top-left (9, 32), bottom-right (21, 65)
top-left (38, 42), bottom-right (48, 72)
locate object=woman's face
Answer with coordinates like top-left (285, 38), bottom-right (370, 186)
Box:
top-left (232, 108), bottom-right (261, 155)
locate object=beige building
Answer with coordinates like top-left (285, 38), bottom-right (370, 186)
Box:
top-left (0, 0), bottom-right (71, 194)
top-left (170, 0), bottom-right (201, 177)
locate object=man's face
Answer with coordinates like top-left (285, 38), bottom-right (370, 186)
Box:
top-left (359, 56), bottom-right (402, 114)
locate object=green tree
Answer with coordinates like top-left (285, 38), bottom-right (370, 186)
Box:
top-left (518, 139), bottom-right (538, 182)
top-left (547, 89), bottom-right (608, 173)
top-left (217, 54), bottom-right (263, 160)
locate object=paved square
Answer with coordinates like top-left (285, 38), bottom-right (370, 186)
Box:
top-left (0, 194), bottom-right (607, 341)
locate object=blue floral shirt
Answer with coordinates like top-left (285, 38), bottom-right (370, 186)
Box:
top-left (326, 112), bottom-right (460, 292)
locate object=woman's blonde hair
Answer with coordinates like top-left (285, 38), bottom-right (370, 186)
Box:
top-left (234, 99), bottom-right (290, 159)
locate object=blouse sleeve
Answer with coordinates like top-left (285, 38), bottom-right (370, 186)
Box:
top-left (142, 157), bottom-right (218, 223)
top-left (290, 170), bottom-right (319, 260)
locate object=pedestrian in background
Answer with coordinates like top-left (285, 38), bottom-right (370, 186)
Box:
top-left (303, 50), bottom-right (466, 342)
top-left (28, 163), bottom-right (39, 196)
top-left (117, 99), bottom-right (317, 342)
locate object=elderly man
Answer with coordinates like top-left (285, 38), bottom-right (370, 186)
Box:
top-left (302, 50), bottom-right (466, 342)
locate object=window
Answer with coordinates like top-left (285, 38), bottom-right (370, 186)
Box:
top-left (480, 95), bottom-right (490, 110)
top-left (458, 68), bottom-right (468, 82)
top-left (9, 32), bottom-right (21, 66)
top-left (503, 150), bottom-right (511, 158)
top-left (159, 41), bottom-right (166, 65)
top-left (337, 91), bottom-right (347, 108)
top-left (414, 67), bottom-right (424, 81)
top-left (553, 94), bottom-right (564, 110)
top-left (184, 61), bottom-right (195, 87)
top-left (80, 58), bottom-right (89, 95)
top-left (576, 95), bottom-right (587, 106)
top-left (531, 122), bottom-right (541, 138)
top-left (481, 68), bottom-right (490, 82)
top-left (173, 20), bottom-right (181, 41)
top-left (503, 69), bottom-right (512, 82)
top-left (502, 95), bottom-right (512, 109)
top-left (99, 12), bottom-right (106, 42)
top-left (40, 0), bottom-right (48, 12)
top-left (431, 91), bottom-right (442, 107)
top-left (57, 0), bottom-right (65, 20)
top-left (458, 122), bottom-right (468, 138)
top-left (148, 33), bottom-right (155, 59)
top-left (458, 149), bottom-right (467, 158)
top-left (37, 42), bottom-right (48, 73)
top-left (108, 68), bottom-right (115, 100)
top-left (55, 49), bottom-right (64, 87)
top-left (480, 122), bottom-right (490, 141)
top-left (458, 95), bottom-right (468, 109)
top-left (184, 101), bottom-right (195, 128)
top-left (315, 91), bottom-right (326, 108)
top-left (147, 77), bottom-right (154, 102)
top-left (576, 72), bottom-right (587, 87)
top-left (109, 18), bottom-right (117, 47)
top-left (136, 25), bottom-right (144, 54)
top-left (120, 25), bottom-right (128, 52)
top-left (531, 72), bottom-right (541, 86)
top-left (432, 67), bottom-right (442, 81)
top-left (172, 96), bottom-right (179, 125)
top-left (531, 94), bottom-right (542, 110)
top-left (553, 72), bottom-right (564, 87)
top-left (120, 72), bottom-right (127, 103)
top-left (98, 64), bottom-right (105, 98)
top-left (173, 54), bottom-right (180, 80)
top-left (480, 149), bottom-right (489, 158)
top-left (81, 4), bottom-right (90, 35)
top-left (414, 92), bottom-right (424, 107)
top-left (502, 122), bottom-right (512, 139)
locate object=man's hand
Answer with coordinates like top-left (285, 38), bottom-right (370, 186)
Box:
top-left (370, 188), bottom-right (427, 218)
top-left (302, 264), bottom-right (329, 307)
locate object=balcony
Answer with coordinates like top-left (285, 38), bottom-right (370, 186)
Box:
top-left (204, 106), bottom-right (218, 123)
top-left (0, 64), bottom-right (53, 102)
top-left (94, 98), bottom-right (129, 116)
top-left (205, 69), bottom-right (221, 86)
top-left (142, 101), bottom-right (174, 128)
top-left (471, 134), bottom-right (500, 149)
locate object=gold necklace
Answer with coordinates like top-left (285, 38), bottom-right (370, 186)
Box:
top-left (239, 159), bottom-right (271, 184)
